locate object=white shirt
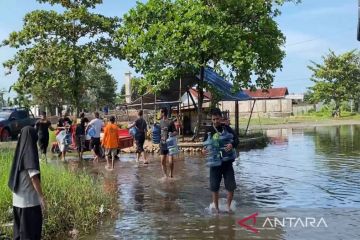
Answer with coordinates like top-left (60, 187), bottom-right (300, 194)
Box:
top-left (89, 118), bottom-right (104, 138)
top-left (13, 169), bottom-right (41, 208)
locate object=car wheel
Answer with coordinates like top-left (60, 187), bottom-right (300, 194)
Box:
top-left (0, 129), bottom-right (11, 142)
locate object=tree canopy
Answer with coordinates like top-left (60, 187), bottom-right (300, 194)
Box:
top-left (308, 50), bottom-right (360, 117)
top-left (82, 65), bottom-right (117, 110)
top-left (119, 0), bottom-right (291, 91)
top-left (2, 0), bottom-right (121, 111)
top-left (118, 0), bottom-right (297, 130)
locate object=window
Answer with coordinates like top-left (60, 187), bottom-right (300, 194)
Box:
top-left (17, 111), bottom-right (28, 119)
top-left (10, 112), bottom-right (19, 120)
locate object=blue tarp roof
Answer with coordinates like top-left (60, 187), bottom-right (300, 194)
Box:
top-left (200, 68), bottom-right (251, 101)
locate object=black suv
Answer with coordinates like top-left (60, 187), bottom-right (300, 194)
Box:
top-left (0, 107), bottom-right (38, 141)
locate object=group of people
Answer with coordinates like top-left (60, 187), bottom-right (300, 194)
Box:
top-left (34, 111), bottom-right (104, 163)
top-left (130, 107), bottom-right (237, 213)
top-left (7, 107), bottom-right (238, 239)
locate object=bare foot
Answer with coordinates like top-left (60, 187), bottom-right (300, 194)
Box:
top-left (105, 165), bottom-right (114, 171)
top-left (212, 208), bottom-right (220, 214)
top-left (227, 207), bottom-right (233, 214)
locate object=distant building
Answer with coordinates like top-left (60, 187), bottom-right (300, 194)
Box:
top-left (221, 87), bottom-right (317, 118)
top-left (221, 87), bottom-right (294, 117)
top-left (243, 87), bottom-right (289, 99)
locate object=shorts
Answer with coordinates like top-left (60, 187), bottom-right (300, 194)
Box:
top-left (90, 137), bottom-right (101, 154)
top-left (160, 142), bottom-right (169, 155)
top-left (209, 161), bottom-right (236, 192)
top-left (135, 133), bottom-right (145, 153)
top-left (75, 135), bottom-right (85, 151)
top-left (105, 148), bottom-right (117, 158)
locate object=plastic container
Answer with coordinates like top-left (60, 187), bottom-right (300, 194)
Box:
top-left (64, 133), bottom-right (72, 145)
top-left (129, 127), bottom-right (137, 137)
top-left (219, 129), bottom-right (237, 161)
top-left (152, 123), bottom-right (161, 144)
top-left (166, 133), bottom-right (179, 156)
top-left (56, 130), bottom-right (66, 143)
top-left (204, 132), bottom-right (221, 167)
top-left (88, 127), bottom-right (96, 138)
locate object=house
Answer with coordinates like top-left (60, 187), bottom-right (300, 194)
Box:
top-left (220, 87), bottom-right (293, 117)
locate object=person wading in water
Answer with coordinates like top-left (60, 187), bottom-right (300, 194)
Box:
top-left (35, 111), bottom-right (55, 163)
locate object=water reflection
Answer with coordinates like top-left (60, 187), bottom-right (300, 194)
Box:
top-left (85, 125), bottom-right (360, 239)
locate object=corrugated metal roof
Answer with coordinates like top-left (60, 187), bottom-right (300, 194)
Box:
top-left (201, 68), bottom-right (251, 101)
top-left (127, 68), bottom-right (250, 109)
top-left (243, 88), bottom-right (289, 99)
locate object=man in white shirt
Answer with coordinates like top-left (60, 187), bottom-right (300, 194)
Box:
top-left (86, 112), bottom-right (104, 162)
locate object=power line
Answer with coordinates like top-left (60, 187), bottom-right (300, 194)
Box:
top-left (285, 28), bottom-right (354, 47)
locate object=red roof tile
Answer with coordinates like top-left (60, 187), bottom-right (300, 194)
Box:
top-left (189, 88), bottom-right (212, 100)
top-left (243, 88), bottom-right (288, 99)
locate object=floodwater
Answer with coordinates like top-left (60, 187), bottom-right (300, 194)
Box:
top-left (76, 125), bottom-right (360, 240)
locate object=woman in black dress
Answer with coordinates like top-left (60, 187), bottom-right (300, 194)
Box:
top-left (8, 126), bottom-right (46, 240)
top-left (35, 111), bottom-right (54, 162)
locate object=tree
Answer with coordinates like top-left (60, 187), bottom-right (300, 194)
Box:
top-left (303, 90), bottom-right (315, 104)
top-left (118, 0), bottom-right (296, 133)
top-left (2, 0), bottom-right (121, 112)
top-left (308, 50), bottom-right (360, 117)
top-left (130, 77), bottom-right (147, 101)
top-left (116, 84), bottom-right (126, 105)
top-left (83, 65), bottom-right (117, 110)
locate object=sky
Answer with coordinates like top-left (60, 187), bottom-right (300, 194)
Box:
top-left (0, 0), bottom-right (358, 100)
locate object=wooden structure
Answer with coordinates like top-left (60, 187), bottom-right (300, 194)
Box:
top-left (124, 68), bottom-right (251, 136)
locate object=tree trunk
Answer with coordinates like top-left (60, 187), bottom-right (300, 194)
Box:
top-left (355, 99), bottom-right (360, 113)
top-left (72, 41), bottom-right (81, 116)
top-left (333, 101), bottom-right (340, 118)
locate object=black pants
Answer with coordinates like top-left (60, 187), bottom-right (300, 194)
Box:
top-left (38, 137), bottom-right (49, 155)
top-left (135, 133), bottom-right (145, 153)
top-left (13, 205), bottom-right (42, 240)
top-left (90, 137), bottom-right (101, 155)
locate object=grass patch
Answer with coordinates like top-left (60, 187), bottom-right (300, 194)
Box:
top-left (49, 130), bottom-right (56, 144)
top-left (0, 148), bottom-right (117, 239)
top-left (237, 111), bottom-right (360, 127)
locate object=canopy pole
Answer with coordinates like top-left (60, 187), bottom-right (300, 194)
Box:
top-left (235, 100), bottom-right (239, 136)
top-left (245, 99), bottom-right (256, 136)
top-left (187, 89), bottom-right (198, 111)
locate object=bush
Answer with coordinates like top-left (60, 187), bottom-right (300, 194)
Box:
top-left (0, 149), bottom-right (117, 239)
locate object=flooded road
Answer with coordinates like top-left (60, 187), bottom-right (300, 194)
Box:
top-left (80, 125), bottom-right (360, 239)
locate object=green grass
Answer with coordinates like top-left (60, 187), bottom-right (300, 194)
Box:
top-left (0, 148), bottom-right (117, 240)
top-left (237, 111), bottom-right (360, 127)
top-left (49, 130), bottom-right (56, 144)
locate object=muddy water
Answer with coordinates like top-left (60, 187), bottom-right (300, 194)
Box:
top-left (77, 125), bottom-right (360, 240)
